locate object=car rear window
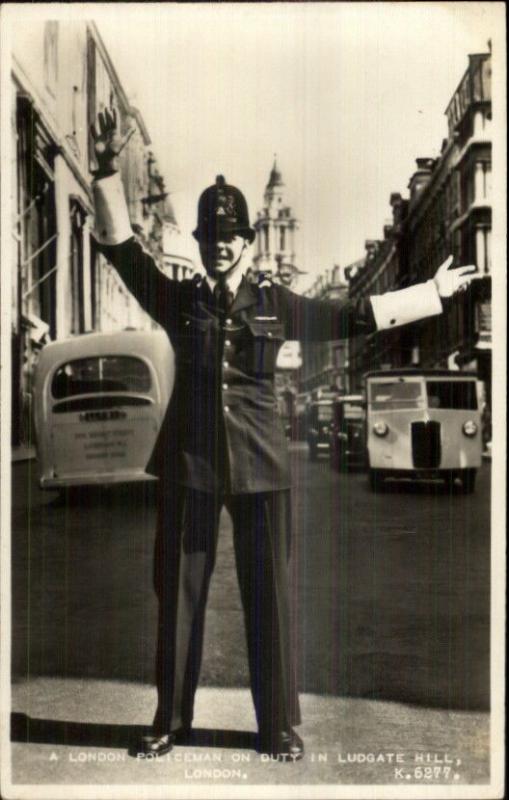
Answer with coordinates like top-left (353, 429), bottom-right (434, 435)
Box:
top-left (426, 380), bottom-right (477, 409)
top-left (369, 381), bottom-right (423, 410)
top-left (52, 356), bottom-right (151, 398)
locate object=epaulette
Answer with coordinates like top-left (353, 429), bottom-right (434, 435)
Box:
top-left (257, 271), bottom-right (274, 289)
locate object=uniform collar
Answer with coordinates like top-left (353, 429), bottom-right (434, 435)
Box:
top-left (205, 267), bottom-right (245, 299)
top-left (199, 272), bottom-right (258, 315)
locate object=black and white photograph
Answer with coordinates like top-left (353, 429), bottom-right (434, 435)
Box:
top-left (0, 3), bottom-right (506, 799)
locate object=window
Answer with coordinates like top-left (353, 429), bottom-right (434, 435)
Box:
top-left (279, 227), bottom-right (285, 251)
top-left (52, 356), bottom-right (152, 398)
top-left (317, 405), bottom-right (333, 422)
top-left (90, 246), bottom-right (98, 330)
top-left (474, 161), bottom-right (490, 202)
top-left (475, 227), bottom-right (490, 275)
top-left (17, 96), bottom-right (57, 336)
top-left (370, 380), bottom-right (423, 410)
top-left (426, 380), bottom-right (477, 410)
top-left (44, 22), bottom-right (59, 96)
top-left (86, 32), bottom-right (97, 171)
top-left (70, 201), bottom-right (86, 334)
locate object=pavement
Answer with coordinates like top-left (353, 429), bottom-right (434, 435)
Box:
top-left (9, 677), bottom-right (489, 789)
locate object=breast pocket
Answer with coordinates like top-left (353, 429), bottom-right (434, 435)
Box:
top-left (177, 316), bottom-right (214, 366)
top-left (247, 320), bottom-right (285, 374)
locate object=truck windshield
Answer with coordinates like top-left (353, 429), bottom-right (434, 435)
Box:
top-left (52, 356), bottom-right (151, 398)
top-left (369, 381), bottom-right (423, 410)
top-left (426, 381), bottom-right (477, 409)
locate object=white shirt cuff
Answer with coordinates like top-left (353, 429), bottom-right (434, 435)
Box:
top-left (370, 280), bottom-right (443, 331)
top-left (92, 173), bottom-right (133, 245)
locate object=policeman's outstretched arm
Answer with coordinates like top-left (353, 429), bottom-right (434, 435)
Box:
top-left (280, 254), bottom-right (481, 342)
top-left (368, 254), bottom-right (482, 332)
top-left (90, 107), bottom-right (177, 327)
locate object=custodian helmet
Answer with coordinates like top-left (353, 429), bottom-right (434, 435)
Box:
top-left (193, 175), bottom-right (256, 244)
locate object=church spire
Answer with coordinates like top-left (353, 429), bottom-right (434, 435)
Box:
top-left (267, 154), bottom-right (284, 189)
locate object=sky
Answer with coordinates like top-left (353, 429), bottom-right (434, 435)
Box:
top-left (27, 4), bottom-right (506, 287)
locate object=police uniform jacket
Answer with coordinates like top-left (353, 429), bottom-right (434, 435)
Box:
top-left (93, 174), bottom-right (444, 496)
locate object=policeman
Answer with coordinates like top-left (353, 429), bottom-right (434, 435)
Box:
top-left (91, 108), bottom-right (479, 761)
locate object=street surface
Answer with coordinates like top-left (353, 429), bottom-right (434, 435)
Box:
top-left (9, 445), bottom-right (491, 786)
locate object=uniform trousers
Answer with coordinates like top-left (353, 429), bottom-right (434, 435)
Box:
top-left (152, 486), bottom-right (301, 737)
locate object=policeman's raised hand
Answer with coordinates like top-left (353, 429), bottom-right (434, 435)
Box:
top-left (90, 107), bottom-right (135, 176)
top-left (433, 255), bottom-right (481, 298)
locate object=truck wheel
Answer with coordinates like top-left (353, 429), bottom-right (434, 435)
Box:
top-left (460, 468), bottom-right (476, 494)
top-left (444, 471), bottom-right (458, 492)
top-left (369, 468), bottom-right (384, 492)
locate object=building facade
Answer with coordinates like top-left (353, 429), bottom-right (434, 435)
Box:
top-left (347, 194), bottom-right (408, 391)
top-left (401, 51), bottom-right (492, 402)
top-left (347, 50), bottom-right (492, 413)
top-left (299, 263), bottom-right (354, 396)
top-left (9, 21), bottom-right (194, 447)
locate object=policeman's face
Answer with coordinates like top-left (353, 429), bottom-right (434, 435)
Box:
top-left (199, 233), bottom-right (247, 279)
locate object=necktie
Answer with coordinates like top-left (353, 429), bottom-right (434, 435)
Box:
top-left (214, 281), bottom-right (232, 314)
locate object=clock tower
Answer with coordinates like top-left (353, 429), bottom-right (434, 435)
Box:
top-left (253, 158), bottom-right (303, 288)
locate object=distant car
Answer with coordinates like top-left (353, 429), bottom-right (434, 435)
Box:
top-left (329, 394), bottom-right (367, 471)
top-left (33, 329), bottom-right (175, 489)
top-left (365, 369), bottom-right (483, 492)
top-left (306, 399), bottom-right (334, 460)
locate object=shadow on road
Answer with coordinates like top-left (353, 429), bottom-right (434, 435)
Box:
top-left (45, 482), bottom-right (158, 509)
top-left (10, 712), bottom-right (257, 754)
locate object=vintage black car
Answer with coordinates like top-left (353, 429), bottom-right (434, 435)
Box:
top-left (329, 394), bottom-right (367, 471)
top-left (306, 399), bottom-right (334, 461)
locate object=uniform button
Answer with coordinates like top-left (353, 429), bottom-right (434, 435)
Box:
top-left (225, 339), bottom-right (231, 347)
top-left (226, 318), bottom-right (232, 325)
top-left (390, 318), bottom-right (396, 325)
top-left (222, 383), bottom-right (228, 390)
top-left (224, 405), bottom-right (230, 412)
top-left (223, 361), bottom-right (229, 368)
top-left (267, 331), bottom-right (273, 338)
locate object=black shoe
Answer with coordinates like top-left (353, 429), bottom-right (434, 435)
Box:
top-left (258, 729), bottom-right (304, 762)
top-left (137, 732), bottom-right (176, 758)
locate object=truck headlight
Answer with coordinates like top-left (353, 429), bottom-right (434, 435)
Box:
top-left (373, 421), bottom-right (388, 437)
top-left (462, 420), bottom-right (478, 437)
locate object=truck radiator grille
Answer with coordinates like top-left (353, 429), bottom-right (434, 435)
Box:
top-left (411, 421), bottom-right (441, 469)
